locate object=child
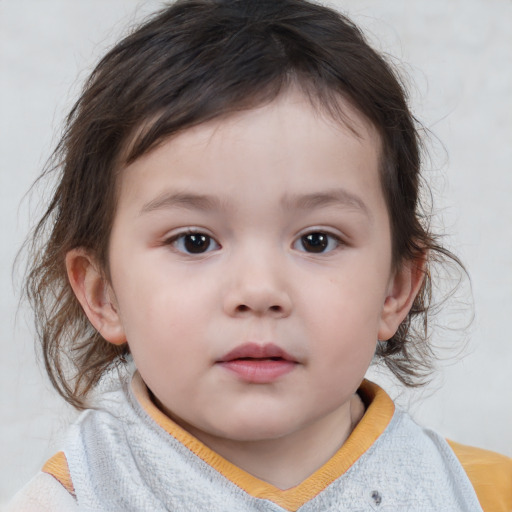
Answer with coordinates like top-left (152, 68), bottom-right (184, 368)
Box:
top-left (8, 0), bottom-right (512, 510)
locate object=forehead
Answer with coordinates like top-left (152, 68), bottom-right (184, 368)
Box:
top-left (116, 90), bottom-right (384, 218)
top-left (122, 85), bottom-right (382, 165)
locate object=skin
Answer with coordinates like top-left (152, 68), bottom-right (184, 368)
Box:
top-left (67, 90), bottom-right (423, 489)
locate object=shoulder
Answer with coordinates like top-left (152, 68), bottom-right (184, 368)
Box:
top-left (5, 470), bottom-right (78, 512)
top-left (448, 440), bottom-right (512, 512)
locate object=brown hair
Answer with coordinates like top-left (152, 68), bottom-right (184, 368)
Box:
top-left (25, 0), bottom-right (464, 408)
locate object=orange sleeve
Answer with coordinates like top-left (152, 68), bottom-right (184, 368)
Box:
top-left (448, 440), bottom-right (512, 512)
top-left (42, 451), bottom-right (75, 497)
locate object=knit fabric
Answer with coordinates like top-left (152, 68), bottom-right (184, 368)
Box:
top-left (59, 371), bottom-right (483, 511)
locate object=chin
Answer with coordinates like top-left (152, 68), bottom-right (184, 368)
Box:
top-left (213, 418), bottom-right (298, 443)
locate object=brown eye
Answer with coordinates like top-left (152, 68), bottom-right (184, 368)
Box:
top-left (184, 234), bottom-right (210, 253)
top-left (172, 232), bottom-right (220, 254)
top-left (295, 232), bottom-right (340, 253)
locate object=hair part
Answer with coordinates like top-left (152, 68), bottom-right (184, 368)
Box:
top-left (24, 0), bottom-right (464, 408)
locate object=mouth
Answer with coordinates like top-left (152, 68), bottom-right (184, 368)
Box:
top-left (218, 342), bottom-right (297, 363)
top-left (216, 343), bottom-right (299, 383)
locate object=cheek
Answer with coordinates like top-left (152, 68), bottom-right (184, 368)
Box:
top-left (310, 325), bottom-right (377, 399)
top-left (123, 289), bottom-right (208, 398)
top-left (312, 313), bottom-right (377, 369)
top-left (305, 267), bottom-right (387, 325)
top-left (113, 250), bottom-right (208, 319)
top-left (299, 272), bottom-right (382, 373)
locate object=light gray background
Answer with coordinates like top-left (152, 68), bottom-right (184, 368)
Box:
top-left (1, 0), bottom-right (511, 506)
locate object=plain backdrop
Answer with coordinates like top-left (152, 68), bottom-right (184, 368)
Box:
top-left (1, 0), bottom-right (511, 506)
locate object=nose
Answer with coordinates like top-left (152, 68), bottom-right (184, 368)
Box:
top-left (223, 253), bottom-right (292, 319)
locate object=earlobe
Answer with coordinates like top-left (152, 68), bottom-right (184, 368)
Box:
top-left (378, 255), bottom-right (426, 341)
top-left (65, 249), bottom-right (126, 345)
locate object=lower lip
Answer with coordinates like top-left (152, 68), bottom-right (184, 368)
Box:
top-left (218, 359), bottom-right (297, 383)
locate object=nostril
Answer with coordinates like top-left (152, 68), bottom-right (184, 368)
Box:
top-left (234, 304), bottom-right (282, 314)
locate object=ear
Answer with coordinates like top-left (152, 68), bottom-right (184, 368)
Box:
top-left (65, 249), bottom-right (126, 345)
top-left (378, 254), bottom-right (426, 341)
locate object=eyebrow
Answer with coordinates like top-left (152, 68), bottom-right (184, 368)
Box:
top-left (139, 188), bottom-right (370, 218)
top-left (281, 188), bottom-right (371, 219)
top-left (139, 191), bottom-right (229, 215)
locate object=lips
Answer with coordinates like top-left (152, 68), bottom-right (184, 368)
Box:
top-left (218, 342), bottom-right (296, 363)
top-left (217, 343), bottom-right (298, 383)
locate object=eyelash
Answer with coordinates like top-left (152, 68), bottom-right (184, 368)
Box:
top-left (164, 229), bottom-right (343, 255)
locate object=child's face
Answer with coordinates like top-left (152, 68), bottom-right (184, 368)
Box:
top-left (81, 91), bottom-right (416, 445)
